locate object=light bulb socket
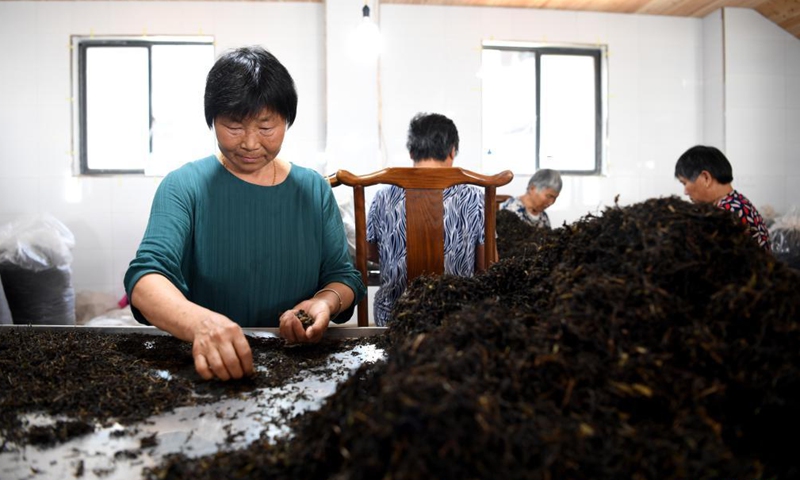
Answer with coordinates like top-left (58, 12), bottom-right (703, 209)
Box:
top-left (362, 4), bottom-right (370, 17)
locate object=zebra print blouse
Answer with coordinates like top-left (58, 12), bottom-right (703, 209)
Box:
top-left (499, 196), bottom-right (551, 229)
top-left (366, 184), bottom-right (485, 326)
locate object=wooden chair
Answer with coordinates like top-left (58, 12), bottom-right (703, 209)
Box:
top-left (327, 173), bottom-right (340, 187)
top-left (496, 194), bottom-right (512, 210)
top-left (336, 167), bottom-right (514, 326)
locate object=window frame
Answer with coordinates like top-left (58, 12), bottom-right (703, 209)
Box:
top-left (71, 35), bottom-right (214, 175)
top-left (481, 41), bottom-right (607, 176)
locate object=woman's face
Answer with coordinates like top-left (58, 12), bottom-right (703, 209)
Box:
top-left (528, 186), bottom-right (559, 213)
top-left (677, 176), bottom-right (703, 203)
top-left (214, 108), bottom-right (287, 173)
top-left (677, 172), bottom-right (722, 204)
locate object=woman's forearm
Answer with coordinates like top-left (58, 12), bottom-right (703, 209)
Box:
top-left (316, 282), bottom-right (356, 317)
top-left (130, 273), bottom-right (210, 342)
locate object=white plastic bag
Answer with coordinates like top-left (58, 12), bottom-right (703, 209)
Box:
top-left (769, 206), bottom-right (800, 270)
top-left (0, 214), bottom-right (76, 325)
top-left (0, 214), bottom-right (75, 271)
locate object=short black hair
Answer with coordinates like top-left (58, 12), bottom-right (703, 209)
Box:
top-left (204, 46), bottom-right (298, 128)
top-left (674, 145), bottom-right (733, 184)
top-left (406, 113), bottom-right (459, 162)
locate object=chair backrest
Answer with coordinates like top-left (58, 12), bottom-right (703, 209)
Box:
top-left (336, 167), bottom-right (514, 326)
top-left (496, 194), bottom-right (512, 210)
top-left (326, 173), bottom-right (340, 187)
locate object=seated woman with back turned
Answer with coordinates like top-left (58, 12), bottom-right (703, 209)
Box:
top-left (675, 145), bottom-right (771, 252)
top-left (366, 113), bottom-right (487, 327)
top-left (124, 46), bottom-right (365, 381)
top-left (499, 169), bottom-right (562, 229)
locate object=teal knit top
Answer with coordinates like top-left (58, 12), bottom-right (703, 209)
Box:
top-left (124, 156), bottom-right (365, 327)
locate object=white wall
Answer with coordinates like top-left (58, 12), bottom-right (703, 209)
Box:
top-left (703, 9), bottom-right (725, 149)
top-left (325, 0), bottom-right (381, 175)
top-left (0, 2), bottom-right (797, 297)
top-left (723, 7), bottom-right (800, 214)
top-left (379, 5), bottom-right (704, 225)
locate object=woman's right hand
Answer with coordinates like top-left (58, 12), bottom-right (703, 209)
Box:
top-left (190, 312), bottom-right (254, 381)
top-left (130, 274), bottom-right (254, 381)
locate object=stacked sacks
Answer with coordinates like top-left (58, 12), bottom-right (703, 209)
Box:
top-left (0, 215), bottom-right (76, 325)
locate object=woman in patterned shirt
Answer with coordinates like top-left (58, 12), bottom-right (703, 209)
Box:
top-left (499, 169), bottom-right (562, 229)
top-left (366, 113), bottom-right (486, 327)
top-left (675, 145), bottom-right (771, 251)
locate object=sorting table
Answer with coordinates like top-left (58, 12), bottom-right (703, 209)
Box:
top-left (0, 325), bottom-right (386, 480)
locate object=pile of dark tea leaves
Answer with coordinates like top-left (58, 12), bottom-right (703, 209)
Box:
top-left (0, 329), bottom-right (388, 451)
top-left (146, 196), bottom-right (799, 480)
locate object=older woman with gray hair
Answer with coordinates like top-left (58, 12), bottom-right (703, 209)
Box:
top-left (499, 169), bottom-right (562, 228)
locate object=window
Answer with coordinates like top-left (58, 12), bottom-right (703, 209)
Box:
top-left (481, 42), bottom-right (606, 175)
top-left (72, 36), bottom-right (216, 175)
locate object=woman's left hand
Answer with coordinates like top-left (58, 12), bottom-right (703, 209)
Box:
top-left (278, 298), bottom-right (332, 343)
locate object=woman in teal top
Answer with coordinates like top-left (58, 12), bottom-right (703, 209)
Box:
top-left (124, 46), bottom-right (365, 382)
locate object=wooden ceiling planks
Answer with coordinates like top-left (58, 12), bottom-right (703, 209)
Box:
top-left (23, 0), bottom-right (799, 39)
top-left (756, 0), bottom-right (800, 37)
top-left (633, 0), bottom-right (763, 17)
top-left (380, 0), bottom-right (800, 38)
top-left (380, 0), bottom-right (761, 15)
